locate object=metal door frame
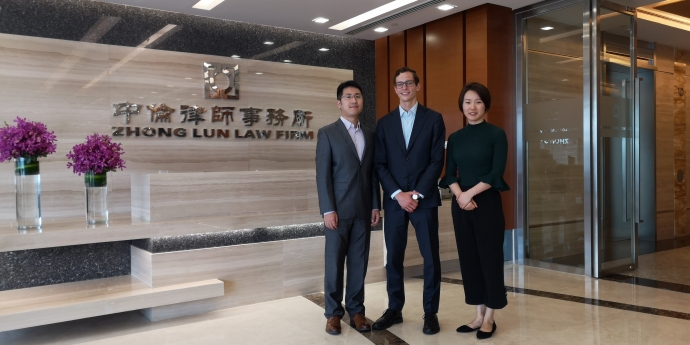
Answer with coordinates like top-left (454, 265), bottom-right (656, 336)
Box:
top-left (514, 0), bottom-right (639, 277)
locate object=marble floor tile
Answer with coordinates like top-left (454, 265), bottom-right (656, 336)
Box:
top-left (3, 266), bottom-right (690, 344)
top-left (620, 246), bottom-right (690, 286)
top-left (0, 296), bottom-right (372, 345)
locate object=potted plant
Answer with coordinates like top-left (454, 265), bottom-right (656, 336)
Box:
top-left (66, 134), bottom-right (125, 224)
top-left (0, 117), bottom-right (57, 230)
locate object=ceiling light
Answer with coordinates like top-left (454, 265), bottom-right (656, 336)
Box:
top-left (284, 60), bottom-right (292, 63)
top-left (541, 26), bottom-right (554, 30)
top-left (319, 48), bottom-right (330, 51)
top-left (264, 41), bottom-right (274, 45)
top-left (562, 79), bottom-right (569, 82)
top-left (330, 0), bottom-right (418, 31)
top-left (185, 77), bottom-right (193, 80)
top-left (192, 0), bottom-right (225, 10)
top-left (638, 7), bottom-right (690, 33)
top-left (231, 55), bottom-right (240, 58)
top-left (374, 27), bottom-right (388, 32)
top-left (255, 72), bottom-right (263, 75)
top-left (437, 4), bottom-right (457, 11)
top-left (313, 17), bottom-right (330, 24)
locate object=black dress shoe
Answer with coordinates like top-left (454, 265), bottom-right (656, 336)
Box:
top-left (373, 309), bottom-right (403, 330)
top-left (456, 324), bottom-right (480, 333)
top-left (476, 322), bottom-right (496, 339)
top-left (422, 314), bottom-right (440, 335)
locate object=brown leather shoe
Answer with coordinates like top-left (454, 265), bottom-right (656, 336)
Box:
top-left (326, 316), bottom-right (342, 335)
top-left (350, 313), bottom-right (371, 332)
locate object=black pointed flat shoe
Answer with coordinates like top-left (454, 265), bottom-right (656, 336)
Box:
top-left (476, 322), bottom-right (496, 339)
top-left (456, 324), bottom-right (480, 333)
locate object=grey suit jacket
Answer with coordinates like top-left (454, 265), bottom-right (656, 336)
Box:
top-left (316, 119), bottom-right (381, 220)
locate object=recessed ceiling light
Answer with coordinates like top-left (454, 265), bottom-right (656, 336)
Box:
top-left (231, 55), bottom-right (240, 58)
top-left (151, 91), bottom-right (157, 93)
top-left (255, 72), bottom-right (263, 75)
top-left (541, 26), bottom-right (554, 30)
top-left (191, 94), bottom-right (197, 96)
top-left (330, 0), bottom-right (418, 31)
top-left (561, 79), bottom-right (569, 81)
top-left (192, 0), bottom-right (225, 11)
top-left (319, 48), bottom-right (330, 51)
top-left (374, 27), bottom-right (388, 32)
top-left (437, 4), bottom-right (457, 11)
top-left (264, 41), bottom-right (274, 45)
top-left (284, 60), bottom-right (292, 63)
top-left (313, 17), bottom-right (330, 24)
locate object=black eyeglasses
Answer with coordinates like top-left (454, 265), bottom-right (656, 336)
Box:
top-left (394, 80), bottom-right (416, 89)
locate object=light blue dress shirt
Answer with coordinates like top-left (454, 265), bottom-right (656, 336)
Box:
top-left (400, 103), bottom-right (418, 149)
top-left (391, 103), bottom-right (423, 200)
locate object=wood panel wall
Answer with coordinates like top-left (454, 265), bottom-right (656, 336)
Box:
top-left (375, 4), bottom-right (516, 230)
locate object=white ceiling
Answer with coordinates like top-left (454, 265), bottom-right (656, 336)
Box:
top-left (98, 0), bottom-right (541, 40)
top-left (96, 0), bottom-right (690, 50)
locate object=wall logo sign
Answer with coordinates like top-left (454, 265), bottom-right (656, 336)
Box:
top-left (112, 103), bottom-right (313, 140)
top-left (204, 62), bottom-right (239, 99)
top-left (110, 62), bottom-right (315, 140)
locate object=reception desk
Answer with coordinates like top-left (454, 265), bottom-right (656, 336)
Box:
top-left (0, 170), bottom-right (458, 331)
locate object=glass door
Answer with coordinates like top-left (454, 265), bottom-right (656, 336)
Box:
top-left (522, 3), bottom-right (587, 271)
top-left (593, 0), bottom-right (639, 276)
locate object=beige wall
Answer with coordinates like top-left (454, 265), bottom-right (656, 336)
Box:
top-left (0, 33), bottom-right (350, 223)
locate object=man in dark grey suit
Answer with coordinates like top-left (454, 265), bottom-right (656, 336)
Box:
top-left (316, 80), bottom-right (381, 335)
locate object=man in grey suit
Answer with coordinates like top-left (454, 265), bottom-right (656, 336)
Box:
top-left (316, 80), bottom-right (381, 335)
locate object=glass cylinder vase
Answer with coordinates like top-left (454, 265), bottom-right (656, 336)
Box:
top-left (15, 157), bottom-right (41, 230)
top-left (85, 172), bottom-right (108, 224)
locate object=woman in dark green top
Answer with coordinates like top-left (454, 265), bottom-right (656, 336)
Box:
top-left (439, 82), bottom-right (509, 340)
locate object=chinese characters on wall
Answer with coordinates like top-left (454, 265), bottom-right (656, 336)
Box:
top-left (112, 102), bottom-right (314, 140)
top-left (111, 62), bottom-right (316, 140)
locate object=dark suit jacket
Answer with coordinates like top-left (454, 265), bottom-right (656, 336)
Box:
top-left (316, 119), bottom-right (381, 220)
top-left (374, 104), bottom-right (446, 211)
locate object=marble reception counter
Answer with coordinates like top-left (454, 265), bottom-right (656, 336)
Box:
top-left (0, 169), bottom-right (457, 331)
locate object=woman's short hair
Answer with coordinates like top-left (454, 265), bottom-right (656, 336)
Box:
top-left (458, 82), bottom-right (491, 113)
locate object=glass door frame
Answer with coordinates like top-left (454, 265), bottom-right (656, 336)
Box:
top-left (514, 0), bottom-right (640, 277)
top-left (515, 0), bottom-right (593, 276)
top-left (592, 0), bottom-right (639, 277)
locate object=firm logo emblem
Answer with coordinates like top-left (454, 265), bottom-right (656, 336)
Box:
top-left (203, 62), bottom-right (239, 100)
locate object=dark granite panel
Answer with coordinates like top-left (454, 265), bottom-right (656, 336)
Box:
top-left (0, 0), bottom-right (376, 129)
top-left (0, 241), bottom-right (130, 291)
top-left (303, 293), bottom-right (409, 344)
top-left (133, 221), bottom-right (383, 253)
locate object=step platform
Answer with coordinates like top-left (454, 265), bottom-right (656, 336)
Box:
top-left (0, 276), bottom-right (224, 332)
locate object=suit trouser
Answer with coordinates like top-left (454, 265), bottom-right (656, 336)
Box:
top-left (324, 217), bottom-right (371, 318)
top-left (384, 207), bottom-right (441, 314)
top-left (452, 188), bottom-right (507, 310)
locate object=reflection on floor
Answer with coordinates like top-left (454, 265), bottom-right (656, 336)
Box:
top-left (620, 245), bottom-right (690, 286)
top-left (2, 265), bottom-right (690, 344)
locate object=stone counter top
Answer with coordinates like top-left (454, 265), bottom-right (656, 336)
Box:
top-left (0, 211), bottom-right (323, 253)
